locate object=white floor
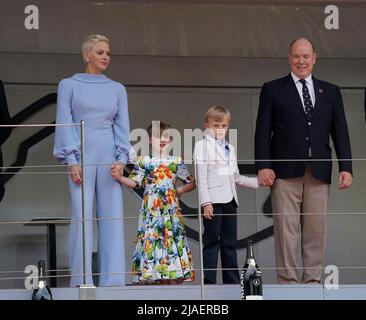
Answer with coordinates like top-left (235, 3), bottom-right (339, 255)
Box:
top-left (1, 284), bottom-right (366, 300)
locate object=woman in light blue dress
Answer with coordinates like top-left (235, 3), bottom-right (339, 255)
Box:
top-left (54, 34), bottom-right (131, 287)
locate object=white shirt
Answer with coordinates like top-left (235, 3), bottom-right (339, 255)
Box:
top-left (291, 72), bottom-right (316, 111)
top-left (214, 138), bottom-right (230, 164)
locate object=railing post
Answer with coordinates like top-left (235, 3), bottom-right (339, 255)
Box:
top-left (79, 120), bottom-right (96, 299)
top-left (194, 159), bottom-right (205, 300)
top-left (80, 120), bottom-right (86, 286)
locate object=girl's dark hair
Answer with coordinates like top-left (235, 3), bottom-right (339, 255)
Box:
top-left (146, 121), bottom-right (172, 138)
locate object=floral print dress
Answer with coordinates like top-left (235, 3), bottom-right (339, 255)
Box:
top-left (129, 156), bottom-right (195, 283)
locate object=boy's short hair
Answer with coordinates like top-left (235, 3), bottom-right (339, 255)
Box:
top-left (147, 121), bottom-right (172, 138)
top-left (205, 106), bottom-right (231, 123)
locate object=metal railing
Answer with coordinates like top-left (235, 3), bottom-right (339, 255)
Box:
top-left (0, 122), bottom-right (365, 300)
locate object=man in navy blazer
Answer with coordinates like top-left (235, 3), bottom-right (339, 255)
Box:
top-left (0, 81), bottom-right (12, 202)
top-left (254, 38), bottom-right (352, 284)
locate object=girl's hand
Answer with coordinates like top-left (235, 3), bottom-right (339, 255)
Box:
top-left (176, 186), bottom-right (184, 198)
top-left (176, 181), bottom-right (196, 198)
top-left (69, 164), bottom-right (82, 185)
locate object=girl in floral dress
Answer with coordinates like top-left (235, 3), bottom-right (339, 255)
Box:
top-left (113, 121), bottom-right (196, 284)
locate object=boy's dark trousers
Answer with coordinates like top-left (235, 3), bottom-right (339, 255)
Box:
top-left (202, 198), bottom-right (239, 284)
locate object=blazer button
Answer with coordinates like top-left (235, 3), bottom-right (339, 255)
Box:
top-left (308, 122), bottom-right (312, 126)
top-left (305, 137), bottom-right (309, 141)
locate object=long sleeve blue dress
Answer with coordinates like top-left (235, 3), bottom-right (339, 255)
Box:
top-left (54, 73), bottom-right (131, 287)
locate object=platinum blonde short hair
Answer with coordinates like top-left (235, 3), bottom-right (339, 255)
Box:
top-left (81, 34), bottom-right (110, 53)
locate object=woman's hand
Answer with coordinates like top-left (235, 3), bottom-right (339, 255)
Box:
top-left (69, 164), bottom-right (82, 185)
top-left (111, 162), bottom-right (125, 178)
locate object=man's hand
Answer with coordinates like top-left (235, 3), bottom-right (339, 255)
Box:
top-left (203, 204), bottom-right (214, 220)
top-left (70, 164), bottom-right (82, 185)
top-left (339, 171), bottom-right (352, 190)
top-left (258, 169), bottom-right (276, 187)
top-left (111, 162), bottom-right (125, 178)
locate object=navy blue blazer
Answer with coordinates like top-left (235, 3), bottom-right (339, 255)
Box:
top-left (254, 74), bottom-right (352, 184)
top-left (0, 81), bottom-right (12, 201)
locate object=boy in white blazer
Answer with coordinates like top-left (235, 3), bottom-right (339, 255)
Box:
top-left (194, 106), bottom-right (258, 284)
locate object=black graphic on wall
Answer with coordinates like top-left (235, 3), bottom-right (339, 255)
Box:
top-left (4, 93), bottom-right (57, 182)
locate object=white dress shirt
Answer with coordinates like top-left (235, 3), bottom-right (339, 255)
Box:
top-left (214, 138), bottom-right (230, 164)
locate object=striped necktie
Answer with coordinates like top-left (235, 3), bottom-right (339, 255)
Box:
top-left (300, 79), bottom-right (314, 116)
